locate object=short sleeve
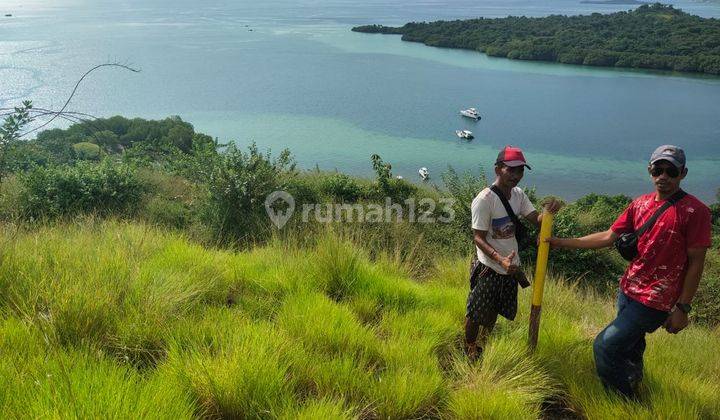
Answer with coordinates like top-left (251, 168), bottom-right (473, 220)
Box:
top-left (685, 204), bottom-right (712, 248)
top-left (519, 190), bottom-right (536, 217)
top-left (611, 202), bottom-right (635, 234)
top-left (471, 194), bottom-right (492, 231)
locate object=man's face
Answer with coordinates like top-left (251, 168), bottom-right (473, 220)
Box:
top-left (495, 163), bottom-right (524, 188)
top-left (648, 160), bottom-right (686, 195)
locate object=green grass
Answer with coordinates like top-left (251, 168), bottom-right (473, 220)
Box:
top-left (0, 220), bottom-right (718, 419)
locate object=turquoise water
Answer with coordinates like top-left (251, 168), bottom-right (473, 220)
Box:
top-left (1, 0), bottom-right (719, 200)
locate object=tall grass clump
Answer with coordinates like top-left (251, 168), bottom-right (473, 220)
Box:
top-left (0, 319), bottom-right (197, 419)
top-left (1, 221), bottom-right (718, 418)
top-left (527, 275), bottom-right (720, 419)
top-left (0, 220), bottom-right (234, 368)
top-left (164, 312), bottom-right (297, 419)
top-left (278, 398), bottom-right (358, 420)
top-left (445, 337), bottom-right (558, 419)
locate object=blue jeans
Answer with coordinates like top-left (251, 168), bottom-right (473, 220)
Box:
top-left (593, 291), bottom-right (669, 398)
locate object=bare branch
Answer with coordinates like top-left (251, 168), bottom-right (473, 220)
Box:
top-left (18, 63), bottom-right (140, 138)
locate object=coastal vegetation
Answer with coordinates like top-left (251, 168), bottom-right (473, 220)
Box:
top-left (1, 112), bottom-right (719, 417)
top-left (352, 3), bottom-right (720, 75)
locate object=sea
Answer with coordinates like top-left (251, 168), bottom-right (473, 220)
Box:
top-left (1, 0), bottom-right (719, 200)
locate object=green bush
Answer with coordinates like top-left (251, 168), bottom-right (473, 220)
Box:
top-left (441, 165), bottom-right (487, 235)
top-left (142, 196), bottom-right (191, 229)
top-left (204, 144), bottom-right (295, 245)
top-left (0, 175), bottom-right (24, 220)
top-left (283, 175), bottom-right (321, 209)
top-left (319, 173), bottom-right (364, 202)
top-left (72, 142), bottom-right (101, 160)
top-left (550, 193), bottom-right (631, 284)
top-left (18, 159), bottom-right (145, 219)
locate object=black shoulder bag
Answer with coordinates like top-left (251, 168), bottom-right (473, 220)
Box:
top-left (490, 185), bottom-right (531, 251)
top-left (614, 190), bottom-right (686, 261)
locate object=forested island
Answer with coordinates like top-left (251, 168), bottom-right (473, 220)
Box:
top-left (352, 3), bottom-right (720, 75)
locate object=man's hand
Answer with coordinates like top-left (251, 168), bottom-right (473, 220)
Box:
top-left (545, 237), bottom-right (565, 248)
top-left (543, 197), bottom-right (563, 215)
top-left (664, 309), bottom-right (689, 334)
top-left (499, 250), bottom-right (519, 274)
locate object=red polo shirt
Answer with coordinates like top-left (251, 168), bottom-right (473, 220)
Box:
top-left (611, 192), bottom-right (712, 312)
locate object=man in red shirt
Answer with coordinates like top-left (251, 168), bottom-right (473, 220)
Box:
top-left (547, 145), bottom-right (712, 398)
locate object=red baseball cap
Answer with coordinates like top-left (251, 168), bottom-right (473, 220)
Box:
top-left (495, 145), bottom-right (531, 170)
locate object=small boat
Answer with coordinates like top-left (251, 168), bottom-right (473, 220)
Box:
top-left (4, 14), bottom-right (11, 17)
top-left (396, 175), bottom-right (403, 180)
top-left (460, 107), bottom-right (481, 120)
top-left (455, 129), bottom-right (474, 140)
top-left (418, 167), bottom-right (429, 180)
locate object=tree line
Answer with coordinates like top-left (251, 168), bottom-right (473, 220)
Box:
top-left (352, 3), bottom-right (720, 75)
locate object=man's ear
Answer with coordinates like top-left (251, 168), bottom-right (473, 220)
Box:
top-left (680, 167), bottom-right (688, 179)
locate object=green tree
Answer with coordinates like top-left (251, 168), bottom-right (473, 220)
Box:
top-left (0, 101), bottom-right (33, 183)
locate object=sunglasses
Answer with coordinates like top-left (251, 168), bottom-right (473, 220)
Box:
top-left (649, 165), bottom-right (681, 178)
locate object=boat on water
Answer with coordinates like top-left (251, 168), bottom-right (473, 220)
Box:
top-left (418, 167), bottom-right (429, 180)
top-left (460, 107), bottom-right (481, 120)
top-left (455, 129), bottom-right (474, 139)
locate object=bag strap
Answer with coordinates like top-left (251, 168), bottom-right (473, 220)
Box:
top-left (490, 185), bottom-right (523, 229)
top-left (636, 190), bottom-right (687, 236)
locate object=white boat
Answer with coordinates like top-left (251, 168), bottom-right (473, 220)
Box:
top-left (460, 107), bottom-right (481, 120)
top-left (455, 129), bottom-right (474, 139)
top-left (418, 167), bottom-right (429, 180)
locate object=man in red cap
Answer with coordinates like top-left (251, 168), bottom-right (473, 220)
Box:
top-left (465, 145), bottom-right (560, 361)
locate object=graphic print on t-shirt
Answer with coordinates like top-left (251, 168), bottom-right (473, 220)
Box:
top-left (491, 216), bottom-right (515, 239)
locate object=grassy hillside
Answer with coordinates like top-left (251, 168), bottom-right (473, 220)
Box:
top-left (1, 220), bottom-right (718, 419)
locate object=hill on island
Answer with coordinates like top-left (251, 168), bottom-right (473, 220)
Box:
top-left (352, 3), bottom-right (720, 75)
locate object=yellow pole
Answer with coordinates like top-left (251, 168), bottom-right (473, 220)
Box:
top-left (529, 209), bottom-right (553, 351)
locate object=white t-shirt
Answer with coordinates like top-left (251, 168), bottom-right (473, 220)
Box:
top-left (471, 186), bottom-right (536, 274)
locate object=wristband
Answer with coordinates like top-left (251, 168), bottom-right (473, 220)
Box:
top-left (676, 302), bottom-right (691, 314)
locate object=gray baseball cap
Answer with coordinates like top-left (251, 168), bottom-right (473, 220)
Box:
top-left (649, 145), bottom-right (686, 168)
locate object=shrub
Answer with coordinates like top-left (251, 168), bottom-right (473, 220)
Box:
top-left (203, 143), bottom-right (295, 244)
top-left (136, 169), bottom-right (198, 229)
top-left (72, 142), bottom-right (101, 160)
top-left (320, 173), bottom-right (364, 202)
top-left (441, 165), bottom-right (487, 234)
top-left (0, 175), bottom-right (24, 220)
top-left (550, 193), bottom-right (631, 284)
top-left (283, 174), bottom-right (321, 210)
top-left (18, 159), bottom-right (145, 219)
top-left (142, 196), bottom-right (191, 229)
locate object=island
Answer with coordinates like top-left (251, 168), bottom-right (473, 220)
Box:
top-left (352, 3), bottom-right (720, 75)
top-left (580, 0), bottom-right (648, 5)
